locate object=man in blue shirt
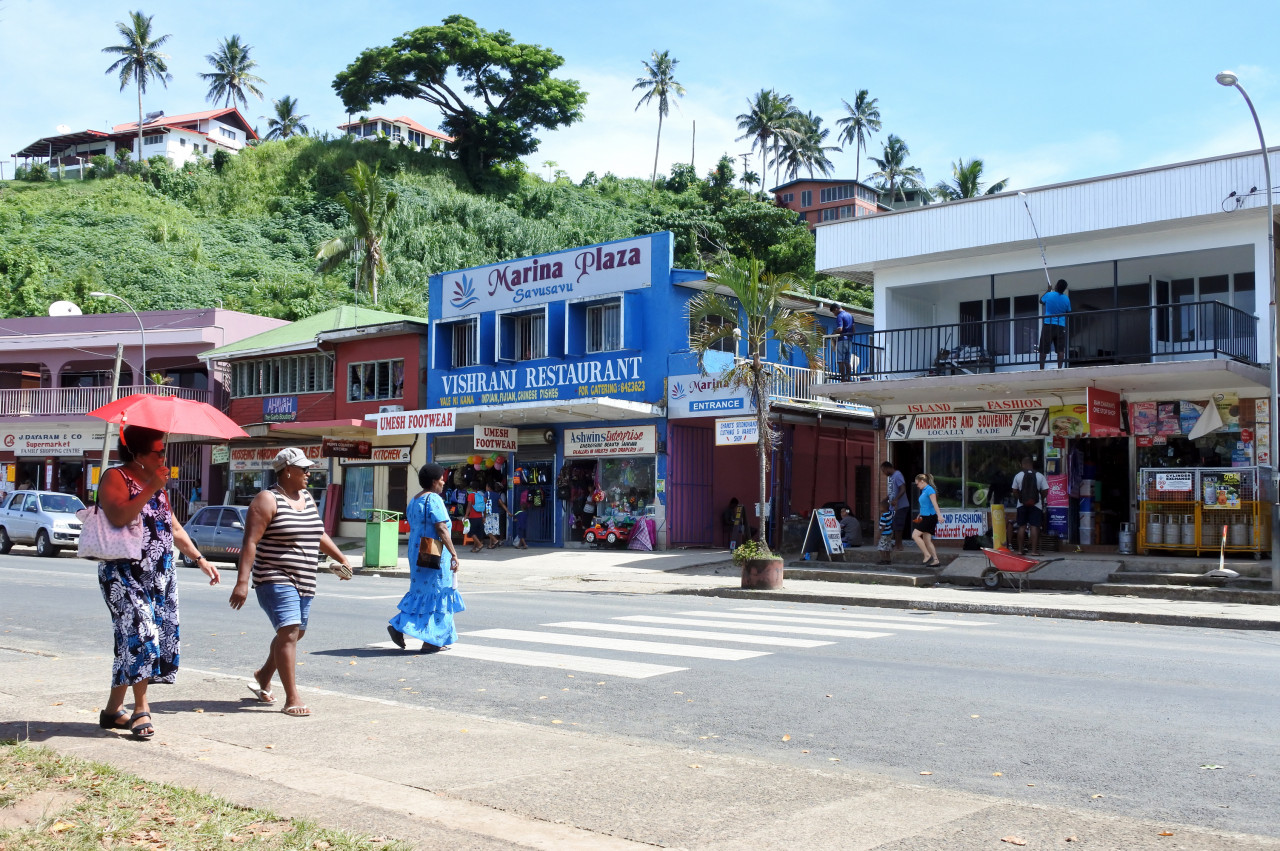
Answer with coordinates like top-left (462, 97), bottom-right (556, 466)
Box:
top-left (1038, 279), bottom-right (1071, 369)
top-left (829, 303), bottom-right (856, 380)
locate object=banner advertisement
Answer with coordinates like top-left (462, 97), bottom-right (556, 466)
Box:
top-left (564, 425), bottom-right (656, 457)
top-left (714, 417), bottom-right (758, 446)
top-left (474, 425), bottom-right (517, 451)
top-left (668, 373), bottom-right (755, 419)
top-left (1155, 471), bottom-right (1194, 493)
top-left (887, 409), bottom-right (1048, 441)
top-left (340, 446), bottom-right (412, 465)
top-left (229, 444), bottom-right (322, 472)
top-left (440, 235), bottom-right (654, 319)
top-left (375, 408), bottom-right (456, 436)
top-left (322, 438), bottom-right (372, 459)
top-left (211, 445), bottom-right (230, 464)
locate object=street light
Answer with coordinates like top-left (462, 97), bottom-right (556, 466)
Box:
top-left (90, 291), bottom-right (148, 387)
top-left (1216, 70), bottom-right (1278, 590)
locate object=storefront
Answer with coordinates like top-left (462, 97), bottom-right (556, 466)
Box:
top-left (224, 443), bottom-right (327, 507)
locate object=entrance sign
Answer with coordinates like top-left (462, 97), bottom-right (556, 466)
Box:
top-left (565, 425), bottom-right (656, 457)
top-left (715, 417), bottom-right (758, 446)
top-left (440, 235), bottom-right (654, 319)
top-left (474, 425), bottom-right (517, 451)
top-left (887, 410), bottom-right (1048, 441)
top-left (668, 373), bottom-right (755, 419)
top-left (375, 408), bottom-right (455, 436)
top-left (800, 508), bottom-right (844, 558)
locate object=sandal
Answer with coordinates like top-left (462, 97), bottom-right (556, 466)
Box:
top-left (98, 708), bottom-right (131, 730)
top-left (246, 682), bottom-right (276, 704)
top-left (129, 711), bottom-right (154, 741)
top-left (927, 559), bottom-right (942, 567)
top-left (281, 705), bottom-right (311, 717)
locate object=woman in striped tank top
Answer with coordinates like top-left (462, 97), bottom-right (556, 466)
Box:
top-left (229, 448), bottom-right (352, 717)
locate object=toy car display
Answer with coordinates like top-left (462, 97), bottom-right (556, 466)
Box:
top-left (583, 518), bottom-right (635, 546)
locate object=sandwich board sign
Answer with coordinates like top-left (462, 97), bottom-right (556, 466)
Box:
top-left (800, 508), bottom-right (844, 560)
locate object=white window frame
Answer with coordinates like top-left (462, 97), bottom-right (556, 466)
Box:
top-left (435, 316), bottom-right (479, 369)
top-left (230, 354), bottom-right (333, 398)
top-left (219, 127), bottom-right (236, 140)
top-left (142, 133), bottom-right (164, 146)
top-left (585, 297), bottom-right (624, 354)
top-left (347, 358), bottom-right (405, 402)
top-left (496, 304), bottom-right (549, 363)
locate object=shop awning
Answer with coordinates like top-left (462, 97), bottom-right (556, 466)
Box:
top-left (816, 359), bottom-right (1270, 412)
top-left (443, 397), bottom-right (663, 427)
top-left (235, 419), bottom-right (371, 440)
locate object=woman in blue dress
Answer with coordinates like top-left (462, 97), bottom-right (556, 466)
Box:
top-left (387, 463), bottom-right (465, 653)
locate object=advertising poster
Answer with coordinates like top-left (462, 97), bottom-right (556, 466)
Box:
top-left (1129, 402), bottom-right (1157, 435)
top-left (1215, 393), bottom-right (1241, 432)
top-left (934, 510), bottom-right (988, 540)
top-left (1157, 403), bottom-right (1181, 435)
top-left (1179, 401), bottom-right (1203, 435)
top-left (1201, 472), bottom-right (1242, 508)
top-left (1048, 405), bottom-right (1088, 439)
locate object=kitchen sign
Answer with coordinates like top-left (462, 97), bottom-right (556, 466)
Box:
top-left (564, 425), bottom-right (656, 457)
top-left (886, 410), bottom-right (1049, 441)
top-left (340, 446), bottom-right (412, 465)
top-left (440, 235), bottom-right (654, 319)
top-left (474, 425), bottom-right (517, 452)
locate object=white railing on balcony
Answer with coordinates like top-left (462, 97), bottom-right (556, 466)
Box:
top-left (0, 385), bottom-right (210, 417)
top-left (735, 360), bottom-right (875, 416)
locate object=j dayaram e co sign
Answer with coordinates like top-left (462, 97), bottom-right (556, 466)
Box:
top-left (474, 425), bottom-right (517, 451)
top-left (564, 425), bottom-right (656, 458)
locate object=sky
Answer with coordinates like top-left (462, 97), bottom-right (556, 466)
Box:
top-left (1, 0), bottom-right (1279, 193)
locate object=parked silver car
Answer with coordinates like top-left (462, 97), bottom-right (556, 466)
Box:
top-left (0, 490), bottom-right (86, 557)
top-left (180, 505), bottom-right (248, 567)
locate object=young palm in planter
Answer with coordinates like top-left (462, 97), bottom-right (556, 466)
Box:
top-left (688, 256), bottom-right (821, 590)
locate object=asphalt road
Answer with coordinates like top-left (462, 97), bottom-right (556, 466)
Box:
top-left (3, 551), bottom-right (1279, 838)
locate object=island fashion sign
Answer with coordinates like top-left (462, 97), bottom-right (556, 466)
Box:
top-left (440, 235), bottom-right (653, 319)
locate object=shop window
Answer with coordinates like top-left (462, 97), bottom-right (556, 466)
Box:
top-left (965, 441), bottom-right (1043, 509)
top-left (341, 466), bottom-right (375, 520)
top-left (498, 308), bottom-right (547, 361)
top-left (231, 354), bottom-right (332, 397)
top-left (347, 359), bottom-right (404, 402)
top-left (586, 299), bottom-right (622, 353)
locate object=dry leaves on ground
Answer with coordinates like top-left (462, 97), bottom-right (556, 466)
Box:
top-left (1000, 837), bottom-right (1027, 847)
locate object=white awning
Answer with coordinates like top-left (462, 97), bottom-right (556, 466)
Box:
top-left (442, 397), bottom-right (662, 427)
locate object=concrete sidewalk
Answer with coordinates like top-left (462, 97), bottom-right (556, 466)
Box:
top-left (334, 539), bottom-right (1280, 631)
top-left (4, 651), bottom-right (1278, 850)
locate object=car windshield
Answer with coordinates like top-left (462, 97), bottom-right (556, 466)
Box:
top-left (40, 494), bottom-right (86, 514)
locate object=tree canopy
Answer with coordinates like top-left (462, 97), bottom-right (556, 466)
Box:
top-left (332, 15), bottom-right (588, 177)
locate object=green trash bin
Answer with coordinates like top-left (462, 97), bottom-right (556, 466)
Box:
top-left (364, 509), bottom-right (403, 568)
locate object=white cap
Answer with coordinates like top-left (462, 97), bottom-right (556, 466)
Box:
top-left (271, 447), bottom-right (314, 472)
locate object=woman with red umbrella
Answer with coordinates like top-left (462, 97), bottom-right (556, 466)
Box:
top-left (96, 426), bottom-right (220, 740)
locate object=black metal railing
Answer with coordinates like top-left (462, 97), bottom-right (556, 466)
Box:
top-left (821, 301), bottom-right (1257, 380)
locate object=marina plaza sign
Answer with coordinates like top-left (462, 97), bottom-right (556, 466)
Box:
top-left (439, 235), bottom-right (656, 319)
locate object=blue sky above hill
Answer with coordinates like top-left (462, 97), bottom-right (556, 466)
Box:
top-left (2, 0), bottom-right (1277, 192)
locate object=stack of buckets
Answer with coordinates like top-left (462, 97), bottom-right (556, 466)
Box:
top-left (1078, 479), bottom-right (1096, 546)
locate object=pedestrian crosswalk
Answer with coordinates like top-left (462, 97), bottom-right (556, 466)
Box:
top-left (369, 607), bottom-right (991, 679)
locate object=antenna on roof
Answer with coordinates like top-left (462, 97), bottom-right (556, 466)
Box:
top-left (48, 301), bottom-right (83, 317)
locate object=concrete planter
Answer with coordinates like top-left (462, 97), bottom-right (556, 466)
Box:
top-left (740, 557), bottom-right (784, 590)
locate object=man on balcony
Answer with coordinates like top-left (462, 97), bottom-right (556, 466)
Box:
top-left (830, 303), bottom-right (856, 381)
top-left (1038, 279), bottom-right (1071, 370)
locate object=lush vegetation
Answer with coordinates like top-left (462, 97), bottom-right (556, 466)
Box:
top-left (0, 135), bottom-right (870, 320)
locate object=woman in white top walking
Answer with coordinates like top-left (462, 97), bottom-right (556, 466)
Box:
top-left (229, 448), bottom-right (352, 716)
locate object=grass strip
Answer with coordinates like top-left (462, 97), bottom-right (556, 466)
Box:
top-left (0, 740), bottom-right (411, 850)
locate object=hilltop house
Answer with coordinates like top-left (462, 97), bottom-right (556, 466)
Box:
top-left (337, 116), bottom-right (453, 148)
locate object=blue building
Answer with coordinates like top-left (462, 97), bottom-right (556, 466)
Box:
top-left (426, 231), bottom-right (880, 549)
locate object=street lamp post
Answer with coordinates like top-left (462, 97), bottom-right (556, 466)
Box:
top-left (90, 291), bottom-right (148, 388)
top-left (1216, 71), bottom-right (1278, 590)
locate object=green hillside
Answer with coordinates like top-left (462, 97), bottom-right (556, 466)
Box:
top-left (0, 135), bottom-right (867, 320)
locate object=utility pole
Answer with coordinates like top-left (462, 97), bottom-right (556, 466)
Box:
top-left (96, 344), bottom-right (124, 497)
top-left (690, 120), bottom-right (696, 173)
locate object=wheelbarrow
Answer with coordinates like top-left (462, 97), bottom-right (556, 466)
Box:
top-left (978, 548), bottom-right (1063, 591)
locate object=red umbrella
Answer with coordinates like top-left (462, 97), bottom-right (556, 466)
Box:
top-left (87, 393), bottom-right (248, 440)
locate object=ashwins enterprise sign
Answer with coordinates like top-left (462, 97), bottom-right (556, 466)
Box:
top-left (440, 235), bottom-right (653, 319)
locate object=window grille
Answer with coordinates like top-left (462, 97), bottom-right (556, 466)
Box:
top-left (347, 359), bottom-right (405, 402)
top-left (515, 312), bottom-right (546, 360)
top-left (586, 300), bottom-right (622, 353)
top-left (451, 320), bottom-right (478, 367)
top-left (230, 354), bottom-right (332, 397)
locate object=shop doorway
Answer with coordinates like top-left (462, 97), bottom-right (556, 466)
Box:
top-left (388, 466), bottom-right (408, 516)
top-left (669, 423), bottom-right (714, 547)
top-left (1071, 437), bottom-right (1130, 545)
top-left (892, 442), bottom-right (925, 482)
top-left (513, 459), bottom-right (554, 544)
top-left (562, 459), bottom-right (598, 544)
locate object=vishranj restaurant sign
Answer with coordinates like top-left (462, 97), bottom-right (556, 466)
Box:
top-left (439, 235), bottom-right (655, 319)
top-left (436, 355), bottom-right (647, 408)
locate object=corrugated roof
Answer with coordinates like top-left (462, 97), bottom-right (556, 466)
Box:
top-left (112, 107), bottom-right (258, 140)
top-left (336, 115), bottom-right (453, 142)
top-left (202, 305), bottom-right (425, 359)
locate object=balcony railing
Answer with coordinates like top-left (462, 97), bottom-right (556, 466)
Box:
top-left (822, 301), bottom-right (1258, 380)
top-left (737, 360), bottom-right (875, 415)
top-left (0, 385), bottom-right (210, 417)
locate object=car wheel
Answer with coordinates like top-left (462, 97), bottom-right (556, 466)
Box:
top-left (180, 552), bottom-right (196, 568)
top-left (584, 531), bottom-right (596, 544)
top-left (606, 532), bottom-right (618, 545)
top-left (0, 527), bottom-right (11, 554)
top-left (35, 530), bottom-right (56, 557)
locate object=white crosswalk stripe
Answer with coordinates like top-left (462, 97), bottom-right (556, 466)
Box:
top-left (544, 621), bottom-right (834, 648)
top-left (460, 629), bottom-right (769, 660)
top-left (674, 610), bottom-right (947, 631)
top-left (369, 606), bottom-right (976, 679)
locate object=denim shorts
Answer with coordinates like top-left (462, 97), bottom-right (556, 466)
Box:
top-left (255, 582), bottom-right (313, 631)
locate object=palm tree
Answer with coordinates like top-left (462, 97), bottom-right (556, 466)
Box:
top-left (932, 157), bottom-right (1009, 201)
top-left (315, 162), bottom-right (398, 306)
top-left (868, 134), bottom-right (926, 203)
top-left (633, 50), bottom-right (686, 187)
top-left (835, 90), bottom-right (881, 184)
top-left (200, 35), bottom-right (266, 109)
top-left (687, 256), bottom-right (821, 550)
top-left (774, 111), bottom-right (839, 180)
top-left (263, 96), bottom-right (309, 140)
top-left (736, 89), bottom-right (799, 197)
top-left (102, 10), bottom-right (172, 164)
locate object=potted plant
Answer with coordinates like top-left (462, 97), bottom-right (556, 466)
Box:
top-left (733, 539), bottom-right (784, 590)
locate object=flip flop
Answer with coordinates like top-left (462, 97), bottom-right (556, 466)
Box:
top-left (387, 625), bottom-right (406, 650)
top-left (281, 705), bottom-right (311, 717)
top-left (99, 708), bottom-right (131, 730)
top-left (246, 682), bottom-right (275, 704)
top-left (129, 711), bottom-right (154, 740)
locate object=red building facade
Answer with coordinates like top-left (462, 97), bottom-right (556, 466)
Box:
top-left (772, 178), bottom-right (888, 231)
